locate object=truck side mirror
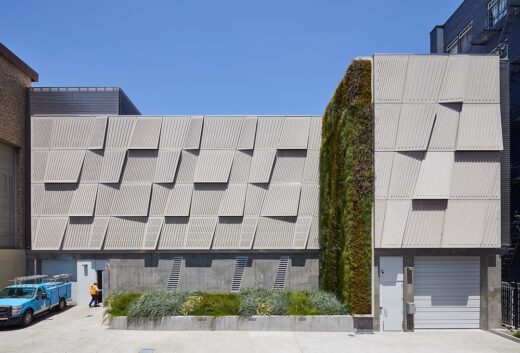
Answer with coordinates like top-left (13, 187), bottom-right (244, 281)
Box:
top-left (41, 292), bottom-right (47, 299)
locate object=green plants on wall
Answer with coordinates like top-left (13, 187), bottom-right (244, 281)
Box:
top-left (319, 59), bottom-right (373, 314)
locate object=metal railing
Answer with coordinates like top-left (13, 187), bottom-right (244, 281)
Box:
top-left (502, 282), bottom-right (520, 328)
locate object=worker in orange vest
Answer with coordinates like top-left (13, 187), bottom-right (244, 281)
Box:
top-left (89, 283), bottom-right (99, 308)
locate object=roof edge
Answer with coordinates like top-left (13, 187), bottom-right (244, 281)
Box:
top-left (0, 42), bottom-right (38, 82)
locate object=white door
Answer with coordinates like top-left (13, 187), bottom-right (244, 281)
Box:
top-left (414, 257), bottom-right (480, 329)
top-left (379, 256), bottom-right (403, 331)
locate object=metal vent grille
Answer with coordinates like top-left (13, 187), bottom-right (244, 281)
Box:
top-left (230, 256), bottom-right (248, 292)
top-left (273, 256), bottom-right (289, 290)
top-left (166, 257), bottom-right (183, 291)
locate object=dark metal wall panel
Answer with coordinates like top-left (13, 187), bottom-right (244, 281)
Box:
top-left (500, 60), bottom-right (511, 246)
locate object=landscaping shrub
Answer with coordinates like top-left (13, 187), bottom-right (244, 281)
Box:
top-left (306, 290), bottom-right (347, 315)
top-left (238, 288), bottom-right (287, 317)
top-left (286, 291), bottom-right (319, 315)
top-left (104, 291), bottom-right (142, 319)
top-left (513, 331), bottom-right (520, 339)
top-left (190, 293), bottom-right (240, 316)
top-left (127, 290), bottom-right (189, 320)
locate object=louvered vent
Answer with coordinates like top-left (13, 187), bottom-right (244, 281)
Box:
top-left (230, 256), bottom-right (248, 292)
top-left (166, 257), bottom-right (183, 291)
top-left (273, 256), bottom-right (289, 290)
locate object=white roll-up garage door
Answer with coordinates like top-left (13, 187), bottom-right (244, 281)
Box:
top-left (414, 257), bottom-right (480, 329)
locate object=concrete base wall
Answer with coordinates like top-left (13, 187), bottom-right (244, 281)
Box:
top-left (0, 249), bottom-right (25, 287)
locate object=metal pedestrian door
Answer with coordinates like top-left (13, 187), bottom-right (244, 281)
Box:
top-left (380, 257), bottom-right (404, 331)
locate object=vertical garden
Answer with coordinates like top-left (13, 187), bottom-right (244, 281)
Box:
top-left (319, 59), bottom-right (373, 314)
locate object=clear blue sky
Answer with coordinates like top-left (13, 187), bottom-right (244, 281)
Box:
top-left (1, 0), bottom-right (461, 115)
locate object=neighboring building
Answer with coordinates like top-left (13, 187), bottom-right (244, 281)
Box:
top-left (0, 43), bottom-right (38, 287)
top-left (430, 0), bottom-right (519, 281)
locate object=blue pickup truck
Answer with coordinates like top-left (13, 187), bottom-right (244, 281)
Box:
top-left (0, 274), bottom-right (72, 327)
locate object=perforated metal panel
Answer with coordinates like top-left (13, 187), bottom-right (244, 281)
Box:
top-left (380, 200), bottom-right (411, 248)
top-left (32, 217), bottom-right (68, 250)
top-left (99, 150), bottom-right (127, 183)
top-left (429, 104), bottom-right (460, 151)
top-left (184, 116), bottom-right (203, 149)
top-left (237, 117), bottom-right (257, 150)
top-left (306, 216), bottom-right (319, 249)
top-left (278, 117), bottom-right (310, 149)
top-left (158, 217), bottom-right (189, 249)
top-left (128, 117), bottom-right (162, 149)
top-left (213, 217), bottom-right (242, 249)
top-left (413, 152), bottom-right (454, 199)
top-left (402, 56), bottom-right (447, 103)
top-left (95, 184), bottom-right (118, 216)
top-left (105, 116), bottom-right (135, 149)
top-left (185, 217), bottom-right (217, 249)
top-left (154, 150), bottom-right (181, 183)
top-left (456, 104), bottom-right (503, 150)
top-left (218, 184), bottom-right (247, 216)
top-left (229, 150), bottom-right (252, 182)
top-left (394, 104), bottom-right (436, 151)
top-left (373, 55), bottom-right (408, 103)
top-left (253, 216), bottom-right (296, 249)
top-left (160, 117), bottom-right (190, 149)
top-left (298, 184), bottom-right (319, 216)
top-left (200, 117), bottom-right (243, 149)
top-left (104, 217), bottom-right (147, 250)
top-left (88, 116), bottom-right (108, 149)
top-left (261, 184), bottom-right (301, 217)
top-left (307, 118), bottom-right (322, 149)
top-left (111, 184), bottom-right (152, 217)
top-left (31, 117), bottom-right (54, 149)
top-left (254, 117), bottom-right (284, 149)
top-left (44, 150), bottom-right (86, 183)
top-left (69, 184), bottom-right (98, 216)
top-left (438, 55), bottom-right (468, 102)
top-left (270, 150), bottom-right (306, 183)
top-left (79, 150), bottom-right (103, 183)
top-left (190, 184), bottom-right (226, 216)
top-left (387, 152), bottom-right (423, 199)
top-left (239, 216), bottom-right (258, 249)
top-left (31, 151), bottom-right (48, 183)
top-left (375, 104), bottom-right (401, 151)
top-left (402, 200), bottom-right (446, 247)
top-left (249, 150), bottom-right (276, 183)
top-left (51, 117), bottom-right (95, 149)
top-left (122, 150), bottom-right (158, 182)
top-left (193, 150), bottom-right (235, 183)
top-left (244, 184), bottom-right (268, 216)
top-left (143, 217), bottom-right (164, 249)
top-left (450, 152), bottom-right (500, 199)
top-left (293, 217), bottom-right (312, 249)
top-left (164, 184), bottom-right (193, 216)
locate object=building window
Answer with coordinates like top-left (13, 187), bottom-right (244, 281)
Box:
top-left (488, 0), bottom-right (508, 28)
top-left (445, 23), bottom-right (472, 54)
top-left (0, 143), bottom-right (17, 248)
top-left (446, 37), bottom-right (459, 54)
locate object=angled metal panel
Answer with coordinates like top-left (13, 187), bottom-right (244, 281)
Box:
top-left (403, 55), bottom-right (447, 103)
top-left (413, 152), bottom-right (454, 199)
top-left (184, 116), bottom-right (203, 149)
top-left (79, 150), bottom-right (103, 183)
top-left (111, 184), bottom-right (152, 216)
top-left (99, 150), bottom-right (127, 183)
top-left (298, 184), bottom-right (319, 216)
top-left (154, 150), bottom-right (181, 183)
top-left (190, 184), bottom-right (226, 216)
top-left (31, 117), bottom-right (54, 149)
top-left (239, 216), bottom-right (258, 249)
top-left (88, 116), bottom-right (108, 149)
top-left (104, 216), bottom-right (147, 250)
top-left (439, 55), bottom-right (468, 102)
top-left (159, 117), bottom-right (191, 149)
top-left (456, 104), bottom-right (503, 150)
top-left (128, 117), bottom-right (162, 149)
top-left (63, 217), bottom-right (92, 250)
top-left (379, 200), bottom-right (411, 248)
top-left (402, 200), bottom-right (446, 248)
top-left (278, 117), bottom-right (311, 149)
top-left (175, 150), bottom-right (199, 182)
top-left (375, 104), bottom-right (401, 151)
top-left (229, 150), bottom-right (252, 182)
top-left (395, 104), bottom-right (436, 151)
top-left (149, 183), bottom-right (171, 216)
top-left (200, 117), bottom-right (243, 149)
top-left (237, 117), bottom-right (257, 150)
top-left (292, 216), bottom-right (312, 249)
top-left (271, 150), bottom-right (306, 182)
top-left (44, 150), bottom-right (86, 183)
top-left (31, 151), bottom-right (48, 183)
top-left (219, 184), bottom-right (247, 216)
top-left (249, 150), bottom-right (276, 183)
top-left (185, 217), bottom-right (217, 249)
top-left (450, 152), bottom-right (500, 199)
top-left (254, 117), bottom-right (284, 149)
top-left (88, 217), bottom-right (109, 249)
top-left (373, 55), bottom-right (409, 103)
top-left (306, 216), bottom-right (319, 249)
top-left (213, 217), bottom-right (242, 249)
top-left (95, 184), bottom-right (119, 216)
top-left (31, 217), bottom-right (39, 248)
top-left (158, 217), bottom-right (189, 249)
top-left (32, 217), bottom-right (68, 250)
top-left (261, 184), bottom-right (301, 217)
top-left (388, 151), bottom-right (424, 199)
top-left (105, 116), bottom-right (135, 149)
top-left (374, 200), bottom-right (386, 248)
top-left (429, 104), bottom-right (460, 151)
top-left (122, 150), bottom-right (158, 182)
top-left (303, 150), bottom-right (319, 182)
top-left (165, 183), bottom-right (193, 216)
top-left (481, 200), bottom-right (501, 247)
top-left (41, 184), bottom-right (75, 216)
top-left (193, 150), bottom-right (235, 183)
top-left (69, 184), bottom-right (98, 216)
top-left (244, 183), bottom-right (268, 216)
top-left (307, 118), bottom-right (322, 149)
top-left (375, 152), bottom-right (394, 199)
top-left (465, 56), bottom-right (500, 103)
top-left (31, 184), bottom-right (45, 217)
top-left (253, 216), bottom-right (296, 249)
top-left (51, 116), bottom-right (95, 149)
top-left (143, 217), bottom-right (164, 249)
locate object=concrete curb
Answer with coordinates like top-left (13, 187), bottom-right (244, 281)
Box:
top-left (490, 329), bottom-right (520, 343)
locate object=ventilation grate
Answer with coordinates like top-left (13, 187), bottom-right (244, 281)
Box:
top-left (166, 256), bottom-right (183, 291)
top-left (273, 256), bottom-right (289, 290)
top-left (230, 256), bottom-right (248, 292)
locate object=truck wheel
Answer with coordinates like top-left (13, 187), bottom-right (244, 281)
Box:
top-left (58, 298), bottom-right (66, 311)
top-left (20, 310), bottom-right (33, 327)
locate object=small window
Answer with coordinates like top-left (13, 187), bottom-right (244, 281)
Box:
top-left (488, 0), bottom-right (508, 28)
top-left (445, 23), bottom-right (472, 54)
top-left (446, 37), bottom-right (459, 54)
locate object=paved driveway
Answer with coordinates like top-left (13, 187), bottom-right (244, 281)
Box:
top-left (0, 306), bottom-right (517, 353)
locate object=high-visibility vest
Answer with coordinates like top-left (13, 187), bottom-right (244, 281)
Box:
top-left (89, 285), bottom-right (98, 295)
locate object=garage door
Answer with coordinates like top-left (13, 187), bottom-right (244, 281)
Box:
top-left (414, 257), bottom-right (480, 329)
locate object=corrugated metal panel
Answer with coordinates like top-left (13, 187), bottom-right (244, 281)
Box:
top-left (278, 117), bottom-right (310, 149)
top-left (387, 152), bottom-right (423, 199)
top-left (30, 91), bottom-right (74, 115)
top-left (158, 217), bottom-right (189, 249)
top-left (237, 117), bottom-right (257, 150)
top-left (121, 150), bottom-right (158, 182)
top-left (261, 184), bottom-right (301, 217)
top-left (88, 217), bottom-right (109, 249)
top-left (44, 150), bottom-right (86, 183)
top-left (465, 56), bottom-right (500, 103)
top-left (95, 184), bottom-right (118, 216)
top-left (200, 117), bottom-right (243, 149)
top-left (229, 150), bottom-right (252, 182)
top-left (164, 183), bottom-right (193, 216)
top-left (373, 55), bottom-right (409, 103)
top-left (219, 183), bottom-right (247, 216)
top-left (379, 200), bottom-right (411, 248)
top-left (442, 200), bottom-right (493, 247)
top-left (395, 104), bottom-right (436, 151)
top-left (303, 150), bottom-right (319, 182)
top-left (190, 184), bottom-right (226, 216)
top-left (271, 150), bottom-right (306, 182)
top-left (51, 117), bottom-right (95, 149)
top-left (254, 117), bottom-right (284, 149)
top-left (31, 217), bottom-right (39, 248)
top-left (128, 117), bottom-right (162, 149)
top-left (438, 55), bottom-right (468, 102)
top-left (154, 150), bottom-right (181, 183)
top-left (31, 151), bottom-right (48, 183)
top-left (79, 150), bottom-right (103, 183)
top-left (159, 117), bottom-right (191, 149)
top-left (244, 184), bottom-right (268, 215)
top-left (31, 117), bottom-right (54, 149)
top-left (456, 103), bottom-right (503, 150)
top-left (185, 217), bottom-right (217, 249)
top-left (450, 152), bottom-right (500, 199)
top-left (500, 60), bottom-right (511, 247)
top-left (292, 216), bottom-right (312, 249)
top-left (175, 150), bottom-right (199, 182)
top-left (105, 116), bottom-right (135, 149)
top-left (298, 184), bottom-right (319, 216)
top-left (213, 217), bottom-right (242, 249)
top-left (149, 183), bottom-right (170, 216)
top-left (429, 104), bottom-right (460, 151)
top-left (99, 150), bottom-right (127, 183)
top-left (375, 152), bottom-right (394, 199)
top-left (403, 55), bottom-right (447, 103)
top-left (413, 152), bottom-right (454, 199)
top-left (88, 116), bottom-right (108, 149)
top-left (375, 104), bottom-right (401, 151)
top-left (193, 150), bottom-right (235, 183)
top-left (306, 216), bottom-right (319, 249)
top-left (32, 217), bottom-right (68, 250)
top-left (71, 91), bottom-right (120, 114)
top-left (69, 184), bottom-right (98, 216)
top-left (63, 217), bottom-right (92, 250)
top-left (307, 118), bottom-right (322, 149)
top-left (253, 216), bottom-right (296, 249)
top-left (41, 184), bottom-right (76, 216)
top-left (31, 184), bottom-right (45, 217)
top-left (402, 200), bottom-right (446, 248)
top-left (374, 200), bottom-right (386, 248)
top-left (184, 116), bottom-right (203, 149)
top-left (239, 216), bottom-right (258, 249)
top-left (104, 217), bottom-right (147, 250)
top-left (249, 150), bottom-right (276, 183)
top-left (481, 200), bottom-right (501, 247)
top-left (111, 184), bottom-right (152, 216)
top-left (143, 217), bottom-right (164, 249)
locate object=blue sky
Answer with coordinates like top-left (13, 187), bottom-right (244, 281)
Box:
top-left (1, 0), bottom-right (461, 115)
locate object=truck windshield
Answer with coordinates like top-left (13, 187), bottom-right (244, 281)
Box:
top-left (0, 288), bottom-right (35, 299)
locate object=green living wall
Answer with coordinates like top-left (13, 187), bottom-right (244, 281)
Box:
top-left (319, 59), bottom-right (373, 314)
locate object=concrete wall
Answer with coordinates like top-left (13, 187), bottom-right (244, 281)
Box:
top-left (0, 249), bottom-right (26, 287)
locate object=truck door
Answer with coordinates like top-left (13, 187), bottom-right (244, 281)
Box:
top-left (34, 287), bottom-right (49, 314)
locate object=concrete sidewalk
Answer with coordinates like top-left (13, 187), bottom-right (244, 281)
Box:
top-left (0, 306), bottom-right (517, 353)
